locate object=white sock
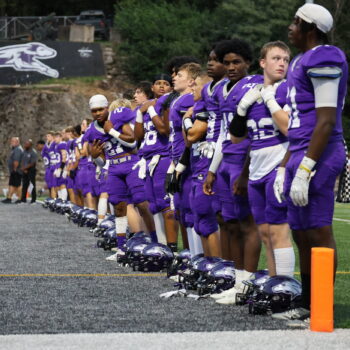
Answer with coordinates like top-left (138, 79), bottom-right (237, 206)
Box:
top-left (186, 227), bottom-right (195, 257)
top-left (274, 247), bottom-right (295, 277)
top-left (242, 269), bottom-right (253, 282)
top-left (235, 269), bottom-right (244, 285)
top-left (115, 216), bottom-right (128, 234)
top-left (191, 228), bottom-right (203, 255)
top-left (153, 213), bottom-right (167, 244)
top-left (98, 197), bottom-right (108, 218)
top-left (60, 188), bottom-right (68, 201)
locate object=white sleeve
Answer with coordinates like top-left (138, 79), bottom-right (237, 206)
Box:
top-left (311, 77), bottom-right (341, 108)
top-left (308, 67), bottom-right (342, 108)
top-left (208, 119), bottom-right (225, 173)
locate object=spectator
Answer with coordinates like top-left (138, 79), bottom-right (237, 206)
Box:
top-left (2, 137), bottom-right (23, 204)
top-left (20, 139), bottom-right (38, 204)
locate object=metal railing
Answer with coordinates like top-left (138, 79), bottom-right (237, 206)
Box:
top-left (0, 16), bottom-right (77, 39)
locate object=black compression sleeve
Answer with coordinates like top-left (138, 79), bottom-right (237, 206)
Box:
top-left (178, 147), bottom-right (191, 167)
top-left (229, 113), bottom-right (247, 137)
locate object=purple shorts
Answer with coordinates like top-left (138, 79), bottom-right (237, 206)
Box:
top-left (79, 164), bottom-right (99, 197)
top-left (190, 179), bottom-right (218, 237)
top-left (174, 167), bottom-right (194, 227)
top-left (248, 169), bottom-right (287, 225)
top-left (284, 142), bottom-right (345, 230)
top-left (45, 168), bottom-right (52, 189)
top-left (107, 160), bottom-right (146, 205)
top-left (98, 168), bottom-right (109, 194)
top-left (145, 156), bottom-right (171, 214)
top-left (66, 176), bottom-right (74, 190)
top-left (215, 155), bottom-right (251, 222)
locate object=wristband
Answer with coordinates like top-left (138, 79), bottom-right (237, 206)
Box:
top-left (94, 156), bottom-right (105, 168)
top-left (267, 99), bottom-right (282, 115)
top-left (299, 156), bottom-right (316, 173)
top-left (147, 106), bottom-right (158, 119)
top-left (175, 163), bottom-right (187, 174)
top-left (136, 109), bottom-right (143, 123)
top-left (108, 128), bottom-right (121, 139)
top-left (183, 118), bottom-right (193, 132)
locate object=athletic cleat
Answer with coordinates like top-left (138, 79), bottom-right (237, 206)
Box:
top-left (105, 252), bottom-right (119, 261)
top-left (286, 317), bottom-right (310, 329)
top-left (271, 307), bottom-right (310, 320)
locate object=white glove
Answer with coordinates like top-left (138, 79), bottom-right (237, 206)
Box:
top-left (290, 156), bottom-right (316, 206)
top-left (261, 84), bottom-right (281, 114)
top-left (54, 168), bottom-right (62, 178)
top-left (132, 158), bottom-right (146, 179)
top-left (62, 170), bottom-right (68, 179)
top-left (273, 167), bottom-right (286, 203)
top-left (148, 155), bottom-right (161, 177)
top-left (237, 84), bottom-right (263, 116)
top-left (197, 141), bottom-right (216, 159)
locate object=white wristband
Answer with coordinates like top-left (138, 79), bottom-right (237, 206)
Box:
top-left (183, 118), bottom-right (193, 132)
top-left (147, 106), bottom-right (158, 119)
top-left (175, 163), bottom-right (186, 173)
top-left (108, 128), bottom-right (121, 139)
top-left (267, 99), bottom-right (282, 115)
top-left (299, 156), bottom-right (316, 172)
top-left (136, 109), bottom-right (143, 123)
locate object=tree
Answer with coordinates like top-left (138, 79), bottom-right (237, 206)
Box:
top-left (115, 0), bottom-right (211, 81)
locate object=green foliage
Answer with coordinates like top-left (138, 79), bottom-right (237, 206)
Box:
top-left (115, 0), bottom-right (211, 81)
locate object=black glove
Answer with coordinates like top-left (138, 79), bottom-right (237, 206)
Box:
top-left (165, 172), bottom-right (176, 194)
top-left (69, 169), bottom-right (77, 179)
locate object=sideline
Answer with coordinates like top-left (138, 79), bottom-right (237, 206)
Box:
top-left (0, 330), bottom-right (349, 350)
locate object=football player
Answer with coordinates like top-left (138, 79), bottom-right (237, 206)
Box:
top-left (134, 74), bottom-right (179, 248)
top-left (230, 41), bottom-right (295, 278)
top-left (271, 3), bottom-right (348, 327)
top-left (180, 46), bottom-right (227, 257)
top-left (203, 39), bottom-right (261, 304)
top-left (167, 63), bottom-right (203, 255)
top-left (53, 131), bottom-right (68, 201)
top-left (85, 95), bottom-right (156, 259)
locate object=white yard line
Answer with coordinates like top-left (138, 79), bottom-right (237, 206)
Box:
top-left (333, 217), bottom-right (350, 223)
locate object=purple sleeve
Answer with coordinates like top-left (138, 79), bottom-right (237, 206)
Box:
top-left (179, 94), bottom-right (194, 113)
top-left (110, 107), bottom-right (134, 131)
top-left (304, 46), bottom-right (345, 71)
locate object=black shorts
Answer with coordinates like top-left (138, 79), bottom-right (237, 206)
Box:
top-left (9, 172), bottom-right (22, 187)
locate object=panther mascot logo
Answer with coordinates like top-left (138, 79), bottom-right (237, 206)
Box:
top-left (0, 42), bottom-right (59, 78)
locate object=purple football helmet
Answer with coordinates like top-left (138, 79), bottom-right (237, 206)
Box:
top-left (197, 260), bottom-right (235, 295)
top-left (135, 243), bottom-right (174, 272)
top-left (248, 275), bottom-right (302, 315)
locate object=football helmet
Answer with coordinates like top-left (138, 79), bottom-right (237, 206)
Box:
top-left (137, 243), bottom-right (174, 272)
top-left (102, 227), bottom-right (117, 251)
top-left (197, 260), bottom-right (235, 296)
top-left (236, 269), bottom-right (269, 305)
top-left (180, 256), bottom-right (221, 291)
top-left (167, 249), bottom-right (191, 278)
top-left (248, 275), bottom-right (302, 315)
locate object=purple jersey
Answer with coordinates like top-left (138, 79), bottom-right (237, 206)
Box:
top-left (190, 100), bottom-right (209, 179)
top-left (109, 106), bottom-right (136, 156)
top-left (48, 141), bottom-right (57, 167)
top-left (139, 94), bottom-right (170, 159)
top-left (169, 93), bottom-right (194, 160)
top-left (41, 143), bottom-right (50, 168)
top-left (75, 135), bottom-right (88, 167)
top-left (55, 142), bottom-right (67, 168)
top-left (202, 79), bottom-right (228, 143)
top-left (218, 75), bottom-right (264, 155)
top-left (287, 45), bottom-right (348, 151)
top-left (247, 80), bottom-right (288, 151)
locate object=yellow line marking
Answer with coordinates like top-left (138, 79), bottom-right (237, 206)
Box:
top-left (0, 273), bottom-right (166, 277)
top-left (0, 272), bottom-right (349, 277)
